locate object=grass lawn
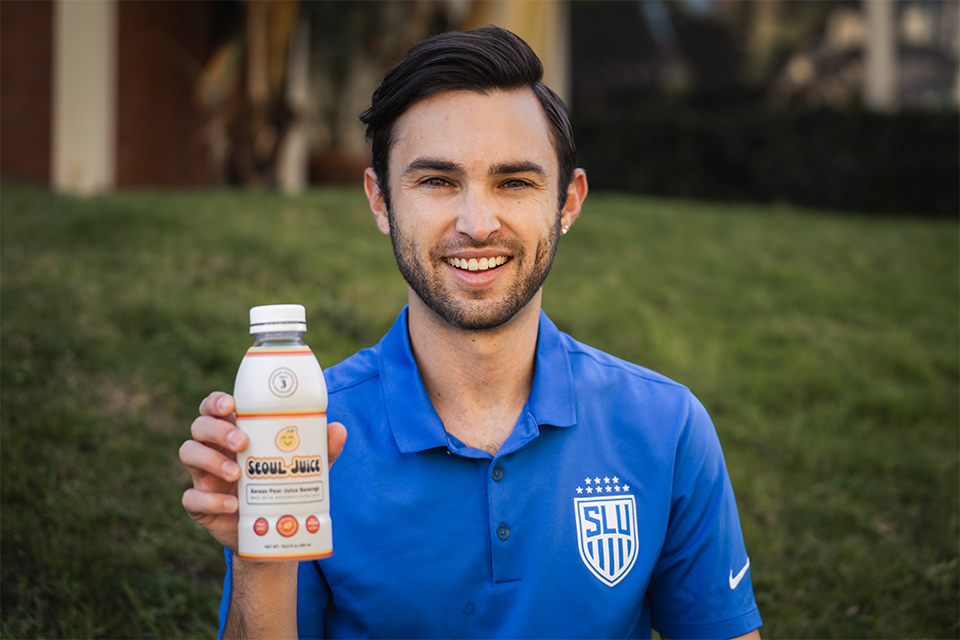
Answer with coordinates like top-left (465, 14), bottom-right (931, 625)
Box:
top-left (2, 183), bottom-right (957, 638)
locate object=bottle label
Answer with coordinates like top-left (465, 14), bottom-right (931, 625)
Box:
top-left (239, 414), bottom-right (326, 500)
top-left (234, 346), bottom-right (331, 561)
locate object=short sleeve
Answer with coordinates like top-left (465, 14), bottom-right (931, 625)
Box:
top-left (217, 548), bottom-right (232, 639)
top-left (648, 395), bottom-right (762, 639)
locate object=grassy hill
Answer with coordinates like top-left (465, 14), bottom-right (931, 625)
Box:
top-left (2, 184), bottom-right (957, 638)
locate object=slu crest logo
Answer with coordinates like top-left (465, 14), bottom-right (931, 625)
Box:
top-left (575, 493), bottom-right (638, 587)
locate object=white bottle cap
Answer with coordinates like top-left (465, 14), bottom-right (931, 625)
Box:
top-left (249, 304), bottom-right (307, 334)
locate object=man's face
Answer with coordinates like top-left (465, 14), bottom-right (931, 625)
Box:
top-left (368, 89), bottom-right (580, 331)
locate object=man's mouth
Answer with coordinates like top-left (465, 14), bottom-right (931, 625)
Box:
top-left (444, 256), bottom-right (510, 272)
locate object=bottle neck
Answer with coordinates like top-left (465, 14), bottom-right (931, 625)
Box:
top-left (252, 331), bottom-right (306, 347)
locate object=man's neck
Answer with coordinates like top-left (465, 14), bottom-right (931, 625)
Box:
top-left (406, 290), bottom-right (542, 456)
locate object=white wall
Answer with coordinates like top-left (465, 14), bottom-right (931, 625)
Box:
top-left (52, 0), bottom-right (117, 194)
top-left (863, 0), bottom-right (899, 112)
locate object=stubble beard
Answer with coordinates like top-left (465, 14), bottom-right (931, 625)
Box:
top-left (387, 210), bottom-right (561, 332)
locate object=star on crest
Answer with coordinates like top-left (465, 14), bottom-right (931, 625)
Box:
top-left (576, 473), bottom-right (631, 496)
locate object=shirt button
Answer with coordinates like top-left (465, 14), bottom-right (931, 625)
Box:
top-left (496, 523), bottom-right (510, 540)
top-left (492, 466), bottom-right (503, 481)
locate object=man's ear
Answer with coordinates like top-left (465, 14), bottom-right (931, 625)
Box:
top-left (364, 167), bottom-right (391, 235)
top-left (560, 168), bottom-right (588, 230)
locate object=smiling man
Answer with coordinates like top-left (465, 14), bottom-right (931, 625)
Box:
top-left (179, 26), bottom-right (762, 639)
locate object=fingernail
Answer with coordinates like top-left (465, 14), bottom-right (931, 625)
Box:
top-left (222, 460), bottom-right (240, 478)
top-left (224, 496), bottom-right (238, 512)
top-left (227, 431), bottom-right (245, 449)
top-left (217, 396), bottom-right (230, 413)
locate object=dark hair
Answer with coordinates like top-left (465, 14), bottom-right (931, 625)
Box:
top-left (359, 26), bottom-right (576, 211)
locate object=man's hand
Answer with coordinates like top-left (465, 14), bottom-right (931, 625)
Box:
top-left (179, 391), bottom-right (348, 551)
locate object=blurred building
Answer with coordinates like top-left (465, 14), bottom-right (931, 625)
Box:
top-left (1, 0), bottom-right (956, 195)
top-left (768, 0), bottom-right (960, 111)
top-left (568, 0), bottom-right (958, 217)
top-left (0, 0), bottom-right (569, 194)
top-left (2, 1), bottom-right (225, 193)
top-left (570, 0), bottom-right (959, 112)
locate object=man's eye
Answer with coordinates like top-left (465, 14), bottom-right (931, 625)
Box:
top-left (501, 179), bottom-right (530, 189)
top-left (421, 177), bottom-right (452, 187)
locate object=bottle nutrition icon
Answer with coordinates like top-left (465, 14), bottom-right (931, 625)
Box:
top-left (233, 304), bottom-right (332, 560)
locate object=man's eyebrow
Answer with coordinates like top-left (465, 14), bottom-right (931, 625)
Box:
top-left (489, 161), bottom-right (548, 177)
top-left (402, 158), bottom-right (464, 177)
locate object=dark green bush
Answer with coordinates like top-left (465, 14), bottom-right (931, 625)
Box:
top-left (573, 106), bottom-right (959, 217)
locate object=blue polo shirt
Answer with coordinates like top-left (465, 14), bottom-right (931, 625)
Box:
top-left (219, 307), bottom-right (761, 639)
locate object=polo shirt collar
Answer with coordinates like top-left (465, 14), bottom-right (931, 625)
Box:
top-left (378, 306), bottom-right (578, 455)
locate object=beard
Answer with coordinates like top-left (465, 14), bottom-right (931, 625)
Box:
top-left (388, 212), bottom-right (560, 332)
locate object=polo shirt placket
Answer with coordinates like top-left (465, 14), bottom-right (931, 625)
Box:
top-left (477, 321), bottom-right (581, 588)
top-left (383, 310), bottom-right (578, 589)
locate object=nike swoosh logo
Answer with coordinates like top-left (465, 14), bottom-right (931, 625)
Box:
top-left (729, 557), bottom-right (750, 589)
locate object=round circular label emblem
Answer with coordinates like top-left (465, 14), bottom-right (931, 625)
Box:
top-left (277, 515), bottom-right (298, 537)
top-left (269, 368), bottom-right (298, 397)
top-left (276, 426), bottom-right (300, 452)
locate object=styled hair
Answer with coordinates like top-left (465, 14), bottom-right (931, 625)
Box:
top-left (359, 26), bottom-right (576, 211)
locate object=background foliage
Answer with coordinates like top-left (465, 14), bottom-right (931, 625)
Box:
top-left (573, 106), bottom-right (960, 217)
top-left (1, 184), bottom-right (957, 637)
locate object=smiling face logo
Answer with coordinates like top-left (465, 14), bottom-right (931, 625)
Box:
top-left (276, 426), bottom-right (300, 452)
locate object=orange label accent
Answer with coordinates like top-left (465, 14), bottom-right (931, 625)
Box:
top-left (236, 410), bottom-right (326, 419)
top-left (245, 348), bottom-right (314, 357)
top-left (236, 550), bottom-right (333, 561)
top-left (277, 515), bottom-right (299, 537)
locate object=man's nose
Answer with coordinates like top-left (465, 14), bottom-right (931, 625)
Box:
top-left (455, 188), bottom-right (501, 241)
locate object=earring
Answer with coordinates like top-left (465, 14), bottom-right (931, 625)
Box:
top-left (561, 224), bottom-right (570, 235)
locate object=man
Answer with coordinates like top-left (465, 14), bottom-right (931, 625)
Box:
top-left (180, 26), bottom-right (762, 639)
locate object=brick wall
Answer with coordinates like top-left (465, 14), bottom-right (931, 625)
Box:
top-left (1, 0), bottom-right (53, 185)
top-left (115, 1), bottom-right (219, 188)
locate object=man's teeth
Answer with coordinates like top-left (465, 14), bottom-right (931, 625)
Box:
top-left (445, 256), bottom-right (509, 272)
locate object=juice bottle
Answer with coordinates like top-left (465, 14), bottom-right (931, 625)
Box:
top-left (233, 304), bottom-right (332, 560)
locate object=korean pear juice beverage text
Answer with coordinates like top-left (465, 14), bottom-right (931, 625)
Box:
top-left (233, 304), bottom-right (332, 561)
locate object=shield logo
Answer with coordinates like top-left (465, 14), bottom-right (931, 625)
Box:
top-left (575, 495), bottom-right (638, 587)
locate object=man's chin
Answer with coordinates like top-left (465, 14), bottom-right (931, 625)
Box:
top-left (397, 250), bottom-right (549, 332)
top-left (421, 291), bottom-right (542, 332)
top-left (430, 302), bottom-right (513, 332)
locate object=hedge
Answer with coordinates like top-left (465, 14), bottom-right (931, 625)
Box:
top-left (572, 106), bottom-right (959, 217)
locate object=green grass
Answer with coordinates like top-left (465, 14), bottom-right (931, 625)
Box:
top-left (2, 184), bottom-right (957, 638)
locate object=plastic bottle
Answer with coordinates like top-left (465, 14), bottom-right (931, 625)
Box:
top-left (233, 304), bottom-right (332, 560)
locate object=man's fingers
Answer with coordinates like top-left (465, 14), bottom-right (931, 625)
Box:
top-left (179, 439), bottom-right (242, 484)
top-left (190, 414), bottom-right (247, 453)
top-left (328, 422), bottom-right (347, 466)
top-left (182, 487), bottom-right (239, 516)
top-left (199, 391), bottom-right (236, 420)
